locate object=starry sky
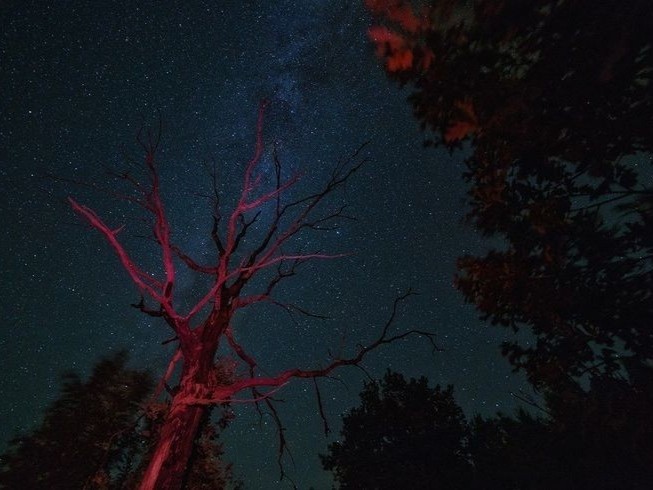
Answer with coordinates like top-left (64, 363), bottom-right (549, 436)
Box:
top-left (1, 1), bottom-right (528, 488)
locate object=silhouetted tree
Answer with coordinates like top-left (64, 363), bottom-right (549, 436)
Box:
top-left (540, 361), bottom-right (653, 490)
top-left (67, 102), bottom-right (437, 489)
top-left (323, 369), bottom-right (653, 489)
top-left (0, 351), bottom-right (152, 489)
top-left (366, 0), bottom-right (653, 392)
top-left (470, 366), bottom-right (653, 490)
top-left (0, 353), bottom-right (242, 490)
top-left (469, 410), bottom-right (557, 490)
top-left (321, 371), bottom-right (471, 489)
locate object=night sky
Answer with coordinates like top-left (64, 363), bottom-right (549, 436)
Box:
top-left (1, 1), bottom-right (528, 488)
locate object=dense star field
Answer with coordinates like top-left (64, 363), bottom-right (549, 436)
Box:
top-left (2, 2), bottom-right (528, 487)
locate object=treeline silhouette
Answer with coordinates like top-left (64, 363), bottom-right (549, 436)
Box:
top-left (322, 369), bottom-right (653, 489)
top-left (341, 0), bottom-right (653, 488)
top-left (0, 352), bottom-right (242, 489)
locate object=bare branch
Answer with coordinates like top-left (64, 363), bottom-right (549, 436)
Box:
top-left (131, 296), bottom-right (164, 317)
top-left (313, 378), bottom-right (330, 436)
top-left (233, 299), bottom-right (437, 393)
top-left (264, 397), bottom-right (296, 485)
top-left (170, 244), bottom-right (217, 274)
top-left (67, 104), bottom-right (433, 489)
top-left (224, 326), bottom-right (257, 377)
top-left (152, 349), bottom-right (183, 401)
top-left (197, 291), bottom-right (438, 402)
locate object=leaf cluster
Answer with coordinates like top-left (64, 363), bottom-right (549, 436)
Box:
top-left (368, 0), bottom-right (653, 390)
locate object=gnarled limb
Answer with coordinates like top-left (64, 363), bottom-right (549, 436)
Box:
top-left (69, 103), bottom-right (437, 489)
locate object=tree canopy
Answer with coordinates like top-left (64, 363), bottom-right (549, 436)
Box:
top-left (0, 351), bottom-right (153, 489)
top-left (321, 370), bottom-right (471, 489)
top-left (0, 352), bottom-right (241, 489)
top-left (366, 0), bottom-right (653, 391)
top-left (470, 367), bottom-right (653, 489)
top-left (323, 369), bottom-right (653, 489)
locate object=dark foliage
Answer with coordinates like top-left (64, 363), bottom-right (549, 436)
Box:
top-left (367, 0), bottom-right (653, 391)
top-left (178, 408), bottom-right (243, 490)
top-left (323, 370), bottom-right (653, 489)
top-left (359, 3), bottom-right (653, 487)
top-left (0, 352), bottom-right (241, 489)
top-left (321, 370), bottom-right (472, 489)
top-left (0, 351), bottom-right (153, 489)
top-left (471, 367), bottom-right (653, 489)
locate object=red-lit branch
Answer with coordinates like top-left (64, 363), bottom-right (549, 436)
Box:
top-left (68, 103), bottom-right (436, 489)
top-left (68, 198), bottom-right (166, 303)
top-left (176, 291), bottom-right (440, 406)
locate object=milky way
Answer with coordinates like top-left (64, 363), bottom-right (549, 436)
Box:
top-left (1, 2), bottom-right (528, 487)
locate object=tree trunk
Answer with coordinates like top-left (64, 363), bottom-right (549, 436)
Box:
top-left (138, 397), bottom-right (206, 490)
top-left (138, 355), bottom-right (211, 490)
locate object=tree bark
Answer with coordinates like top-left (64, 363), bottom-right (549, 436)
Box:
top-left (139, 402), bottom-right (205, 490)
top-left (138, 359), bottom-right (210, 490)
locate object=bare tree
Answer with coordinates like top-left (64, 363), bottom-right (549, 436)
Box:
top-left (68, 102), bottom-right (437, 489)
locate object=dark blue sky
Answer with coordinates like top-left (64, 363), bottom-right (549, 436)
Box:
top-left (1, 1), bottom-right (528, 487)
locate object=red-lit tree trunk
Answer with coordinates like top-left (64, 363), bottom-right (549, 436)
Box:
top-left (139, 311), bottom-right (231, 489)
top-left (140, 392), bottom-right (205, 490)
top-left (69, 103), bottom-right (437, 488)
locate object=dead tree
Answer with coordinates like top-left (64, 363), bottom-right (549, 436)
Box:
top-left (69, 102), bottom-right (437, 489)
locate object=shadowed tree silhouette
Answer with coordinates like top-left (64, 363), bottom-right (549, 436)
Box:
top-left (469, 410), bottom-right (557, 490)
top-left (365, 4), bottom-right (653, 485)
top-left (323, 369), bottom-right (653, 489)
top-left (321, 370), bottom-right (471, 489)
top-left (0, 352), bottom-right (242, 490)
top-left (470, 364), bottom-right (653, 489)
top-left (366, 0), bottom-right (653, 393)
top-left (0, 351), bottom-right (152, 489)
